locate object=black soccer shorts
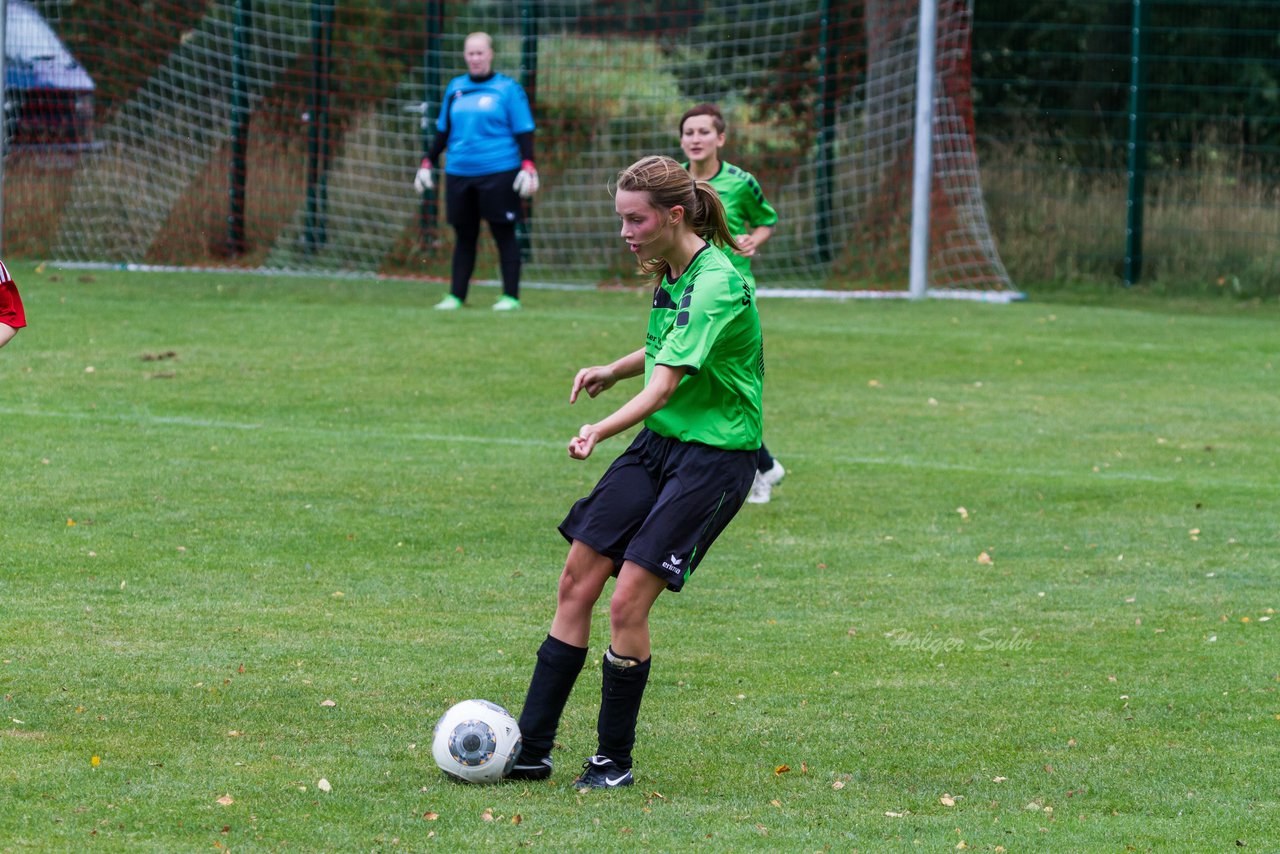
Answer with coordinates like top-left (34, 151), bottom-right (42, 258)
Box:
top-left (559, 428), bottom-right (757, 592)
top-left (444, 168), bottom-right (523, 227)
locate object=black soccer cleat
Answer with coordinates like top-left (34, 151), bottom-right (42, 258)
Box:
top-left (572, 755), bottom-right (634, 790)
top-left (505, 754), bottom-right (553, 781)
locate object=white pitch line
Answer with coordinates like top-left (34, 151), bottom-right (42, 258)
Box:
top-left (0, 406), bottom-right (1258, 488)
top-left (0, 406), bottom-right (561, 447)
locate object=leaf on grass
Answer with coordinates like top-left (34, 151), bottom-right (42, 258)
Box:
top-left (977, 551), bottom-right (993, 565)
top-left (940, 794), bottom-right (957, 807)
top-left (216, 794), bottom-right (235, 806)
top-left (481, 808), bottom-right (494, 822)
top-left (885, 810), bottom-right (909, 818)
top-left (423, 812), bottom-right (439, 821)
top-left (832, 781), bottom-right (845, 790)
top-left (774, 764), bottom-right (790, 776)
top-left (511, 814), bottom-right (522, 825)
top-left (956, 507), bottom-right (969, 520)
top-left (319, 699), bottom-right (337, 707)
top-left (992, 776), bottom-right (1008, 783)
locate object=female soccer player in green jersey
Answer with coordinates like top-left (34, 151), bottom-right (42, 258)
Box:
top-left (507, 155), bottom-right (763, 790)
top-left (680, 103), bottom-right (786, 503)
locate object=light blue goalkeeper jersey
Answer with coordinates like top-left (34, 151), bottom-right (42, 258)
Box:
top-left (436, 73), bottom-right (535, 177)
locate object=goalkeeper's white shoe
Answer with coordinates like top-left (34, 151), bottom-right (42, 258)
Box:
top-left (747, 461), bottom-right (785, 504)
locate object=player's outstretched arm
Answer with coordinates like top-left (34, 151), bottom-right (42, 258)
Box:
top-left (569, 348), bottom-right (644, 404)
top-left (569, 364), bottom-right (685, 460)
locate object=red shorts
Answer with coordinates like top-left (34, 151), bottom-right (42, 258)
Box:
top-left (0, 279), bottom-right (25, 329)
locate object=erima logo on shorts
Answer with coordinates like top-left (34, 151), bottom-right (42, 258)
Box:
top-left (661, 553), bottom-right (684, 572)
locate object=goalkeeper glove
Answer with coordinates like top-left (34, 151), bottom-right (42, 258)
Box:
top-left (414, 158), bottom-right (434, 194)
top-left (513, 160), bottom-right (539, 198)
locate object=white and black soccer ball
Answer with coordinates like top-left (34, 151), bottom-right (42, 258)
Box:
top-left (431, 699), bottom-right (522, 784)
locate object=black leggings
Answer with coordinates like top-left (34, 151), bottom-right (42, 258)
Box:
top-left (450, 219), bottom-right (521, 302)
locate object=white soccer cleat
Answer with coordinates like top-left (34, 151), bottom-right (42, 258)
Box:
top-left (746, 461), bottom-right (785, 504)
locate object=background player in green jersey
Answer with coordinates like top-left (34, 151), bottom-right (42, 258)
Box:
top-left (679, 103), bottom-right (786, 503)
top-left (508, 155), bottom-right (762, 789)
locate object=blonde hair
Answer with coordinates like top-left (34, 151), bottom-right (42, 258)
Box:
top-left (615, 155), bottom-right (737, 280)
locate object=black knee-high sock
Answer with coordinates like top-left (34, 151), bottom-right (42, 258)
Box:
top-left (490, 221), bottom-right (521, 299)
top-left (756, 443), bottom-right (775, 473)
top-left (517, 634), bottom-right (588, 761)
top-left (450, 219), bottom-right (481, 301)
top-left (596, 647), bottom-right (651, 771)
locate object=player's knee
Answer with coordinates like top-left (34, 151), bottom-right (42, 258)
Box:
top-left (556, 557), bottom-right (608, 611)
top-left (608, 592), bottom-right (648, 633)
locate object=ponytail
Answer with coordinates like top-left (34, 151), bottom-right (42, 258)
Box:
top-left (690, 181), bottom-right (737, 253)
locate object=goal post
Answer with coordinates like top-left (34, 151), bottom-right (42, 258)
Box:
top-left (19, 0), bottom-right (1014, 298)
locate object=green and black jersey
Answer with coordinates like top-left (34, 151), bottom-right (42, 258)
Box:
top-left (644, 243), bottom-right (763, 451)
top-left (683, 160), bottom-right (779, 287)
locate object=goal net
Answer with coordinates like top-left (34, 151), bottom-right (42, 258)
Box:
top-left (10, 0), bottom-right (1013, 296)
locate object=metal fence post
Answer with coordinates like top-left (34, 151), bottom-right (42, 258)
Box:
top-left (1123, 0), bottom-right (1148, 285)
top-left (304, 0), bottom-right (335, 254)
top-left (814, 0), bottom-right (836, 265)
top-left (518, 0), bottom-right (539, 262)
top-left (227, 0), bottom-right (252, 257)
top-left (420, 0), bottom-right (443, 245)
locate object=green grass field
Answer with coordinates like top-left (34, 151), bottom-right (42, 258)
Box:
top-left (1, 264), bottom-right (1277, 852)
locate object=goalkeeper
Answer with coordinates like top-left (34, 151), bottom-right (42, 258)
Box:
top-left (0, 260), bottom-right (25, 349)
top-left (679, 103), bottom-right (785, 503)
top-left (413, 32), bottom-right (538, 312)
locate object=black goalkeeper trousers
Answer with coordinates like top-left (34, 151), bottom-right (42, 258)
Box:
top-left (450, 218), bottom-right (521, 302)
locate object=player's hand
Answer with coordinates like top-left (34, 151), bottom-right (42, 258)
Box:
top-left (569, 424), bottom-right (599, 460)
top-left (414, 158), bottom-right (434, 194)
top-left (570, 365), bottom-right (616, 403)
top-left (513, 160), bottom-right (539, 198)
top-left (733, 233), bottom-right (758, 257)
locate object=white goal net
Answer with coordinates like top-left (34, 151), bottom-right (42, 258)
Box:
top-left (6, 0), bottom-right (1012, 295)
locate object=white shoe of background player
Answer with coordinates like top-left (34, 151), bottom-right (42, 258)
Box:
top-left (747, 461), bottom-right (785, 504)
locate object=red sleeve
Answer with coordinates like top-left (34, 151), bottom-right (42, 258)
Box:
top-left (0, 273), bottom-right (26, 329)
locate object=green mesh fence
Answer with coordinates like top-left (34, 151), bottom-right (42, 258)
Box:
top-left (972, 0), bottom-right (1280, 296)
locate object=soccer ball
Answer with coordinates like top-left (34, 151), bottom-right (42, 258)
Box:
top-left (431, 699), bottom-right (522, 784)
